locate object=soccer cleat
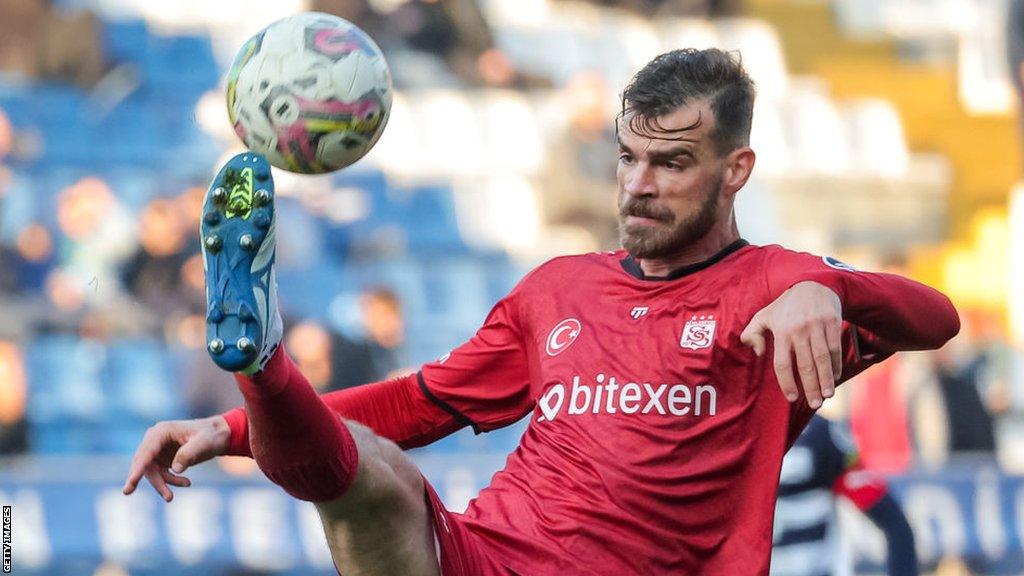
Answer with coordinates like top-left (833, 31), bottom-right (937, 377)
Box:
top-left (201, 152), bottom-right (282, 374)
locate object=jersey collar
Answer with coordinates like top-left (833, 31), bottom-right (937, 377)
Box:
top-left (619, 239), bottom-right (749, 281)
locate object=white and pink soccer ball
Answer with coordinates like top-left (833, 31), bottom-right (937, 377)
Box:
top-left (226, 12), bottom-right (392, 174)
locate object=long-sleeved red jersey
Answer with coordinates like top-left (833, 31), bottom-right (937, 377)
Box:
top-left (225, 241), bottom-right (958, 575)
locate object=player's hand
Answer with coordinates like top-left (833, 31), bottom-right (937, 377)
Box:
top-left (740, 281), bottom-right (843, 409)
top-left (122, 415), bottom-right (232, 502)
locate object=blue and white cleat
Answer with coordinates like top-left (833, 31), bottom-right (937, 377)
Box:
top-left (201, 152), bottom-right (282, 374)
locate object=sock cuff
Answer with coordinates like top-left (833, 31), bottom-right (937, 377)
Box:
top-left (235, 343), bottom-right (292, 398)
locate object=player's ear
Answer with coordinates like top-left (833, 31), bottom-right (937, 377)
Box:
top-left (722, 146), bottom-right (755, 197)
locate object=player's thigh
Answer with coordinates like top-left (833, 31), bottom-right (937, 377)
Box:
top-left (316, 419), bottom-right (440, 576)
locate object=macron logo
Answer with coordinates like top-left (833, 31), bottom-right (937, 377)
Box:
top-left (546, 318), bottom-right (581, 356)
top-left (538, 374), bottom-right (718, 422)
top-left (630, 306), bottom-right (649, 319)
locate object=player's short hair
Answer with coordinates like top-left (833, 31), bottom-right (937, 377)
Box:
top-left (620, 48), bottom-right (755, 155)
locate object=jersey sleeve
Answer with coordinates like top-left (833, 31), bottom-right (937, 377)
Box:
top-left (419, 280), bottom-right (535, 434)
top-left (763, 248), bottom-right (959, 354)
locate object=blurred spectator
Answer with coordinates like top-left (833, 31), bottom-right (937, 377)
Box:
top-left (932, 340), bottom-right (999, 457)
top-left (849, 357), bottom-right (914, 472)
top-left (0, 341), bottom-right (29, 455)
top-left (319, 0), bottom-right (547, 88)
top-left (328, 287), bottom-right (407, 392)
top-left (571, 0), bottom-right (740, 18)
top-left (288, 320), bottom-right (334, 392)
top-left (0, 0), bottom-right (108, 88)
top-left (121, 197), bottom-right (199, 317)
top-left (55, 177), bottom-right (137, 305)
top-left (774, 416), bottom-right (917, 576)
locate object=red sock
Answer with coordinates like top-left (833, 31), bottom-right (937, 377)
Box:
top-left (234, 344), bottom-right (359, 502)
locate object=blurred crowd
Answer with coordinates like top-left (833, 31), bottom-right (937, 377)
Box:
top-left (0, 0), bottom-right (1019, 492)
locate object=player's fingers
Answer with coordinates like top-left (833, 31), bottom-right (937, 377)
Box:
top-left (772, 336), bottom-right (799, 402)
top-left (792, 337), bottom-right (822, 409)
top-left (144, 466), bottom-right (174, 502)
top-left (809, 327), bottom-right (834, 399)
top-left (124, 423), bottom-right (173, 494)
top-left (160, 469), bottom-right (192, 488)
top-left (170, 438), bottom-right (206, 474)
top-left (825, 319), bottom-right (843, 380)
top-left (123, 447), bottom-right (159, 495)
top-left (740, 310), bottom-right (769, 356)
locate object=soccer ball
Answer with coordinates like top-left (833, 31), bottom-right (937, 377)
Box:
top-left (226, 12), bottom-right (392, 174)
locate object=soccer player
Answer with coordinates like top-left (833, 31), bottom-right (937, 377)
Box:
top-left (123, 48), bottom-right (959, 575)
top-left (773, 415), bottom-right (917, 576)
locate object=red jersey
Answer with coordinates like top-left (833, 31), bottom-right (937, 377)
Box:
top-left (415, 241), bottom-right (957, 575)
top-left (224, 240), bottom-right (958, 574)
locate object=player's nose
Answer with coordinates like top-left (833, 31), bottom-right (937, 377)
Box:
top-left (622, 162), bottom-right (658, 198)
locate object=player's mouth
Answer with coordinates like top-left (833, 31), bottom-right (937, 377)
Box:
top-left (625, 215), bottom-right (665, 227)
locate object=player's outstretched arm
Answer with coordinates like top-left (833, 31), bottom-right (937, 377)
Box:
top-left (742, 251), bottom-right (960, 408)
top-left (122, 415), bottom-right (231, 501)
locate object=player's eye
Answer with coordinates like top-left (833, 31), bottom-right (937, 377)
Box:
top-left (619, 154), bottom-right (634, 165)
top-left (666, 161), bottom-right (685, 171)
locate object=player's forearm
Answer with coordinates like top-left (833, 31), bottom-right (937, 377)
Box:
top-left (221, 372), bottom-right (462, 457)
top-left (801, 271), bottom-right (959, 352)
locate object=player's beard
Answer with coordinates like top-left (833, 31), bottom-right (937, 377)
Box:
top-left (618, 174), bottom-right (722, 260)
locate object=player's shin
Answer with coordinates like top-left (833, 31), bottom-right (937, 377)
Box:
top-left (234, 344), bottom-right (359, 502)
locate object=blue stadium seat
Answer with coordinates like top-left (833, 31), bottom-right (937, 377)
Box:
top-left (102, 19), bottom-right (150, 65)
top-left (32, 421), bottom-right (105, 454)
top-left (419, 257), bottom-right (491, 327)
top-left (277, 262), bottom-right (345, 321)
top-left (25, 336), bottom-right (107, 424)
top-left (401, 186), bottom-right (467, 254)
top-left (103, 340), bottom-right (185, 423)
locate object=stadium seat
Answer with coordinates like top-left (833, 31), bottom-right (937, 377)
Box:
top-left (25, 336), bottom-right (107, 425)
top-left (714, 19), bottom-right (789, 99)
top-left (476, 91), bottom-right (545, 176)
top-left (419, 256), bottom-right (492, 329)
top-left (785, 88), bottom-right (852, 176)
top-left (400, 186), bottom-right (466, 254)
top-left (842, 98), bottom-right (910, 178)
top-left (749, 97), bottom-right (791, 177)
top-left (409, 90), bottom-right (485, 177)
top-left (101, 19), bottom-right (151, 65)
top-left (596, 10), bottom-right (662, 89)
top-left (656, 18), bottom-right (720, 53)
top-left (103, 340), bottom-right (185, 423)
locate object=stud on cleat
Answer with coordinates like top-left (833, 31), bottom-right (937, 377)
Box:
top-left (211, 187), bottom-right (227, 204)
top-left (204, 211), bottom-right (220, 225)
top-left (205, 235), bottom-right (222, 252)
top-left (239, 234), bottom-right (254, 251)
top-left (256, 168), bottom-right (270, 181)
top-left (208, 338), bottom-right (225, 354)
top-left (254, 189), bottom-right (271, 207)
top-left (237, 337), bottom-right (256, 353)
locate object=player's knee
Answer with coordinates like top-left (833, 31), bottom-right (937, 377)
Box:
top-left (324, 420), bottom-right (424, 517)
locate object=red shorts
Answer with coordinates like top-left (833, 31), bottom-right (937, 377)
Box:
top-left (423, 478), bottom-right (512, 576)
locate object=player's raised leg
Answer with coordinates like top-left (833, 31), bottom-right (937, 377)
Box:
top-left (202, 153), bottom-right (440, 576)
